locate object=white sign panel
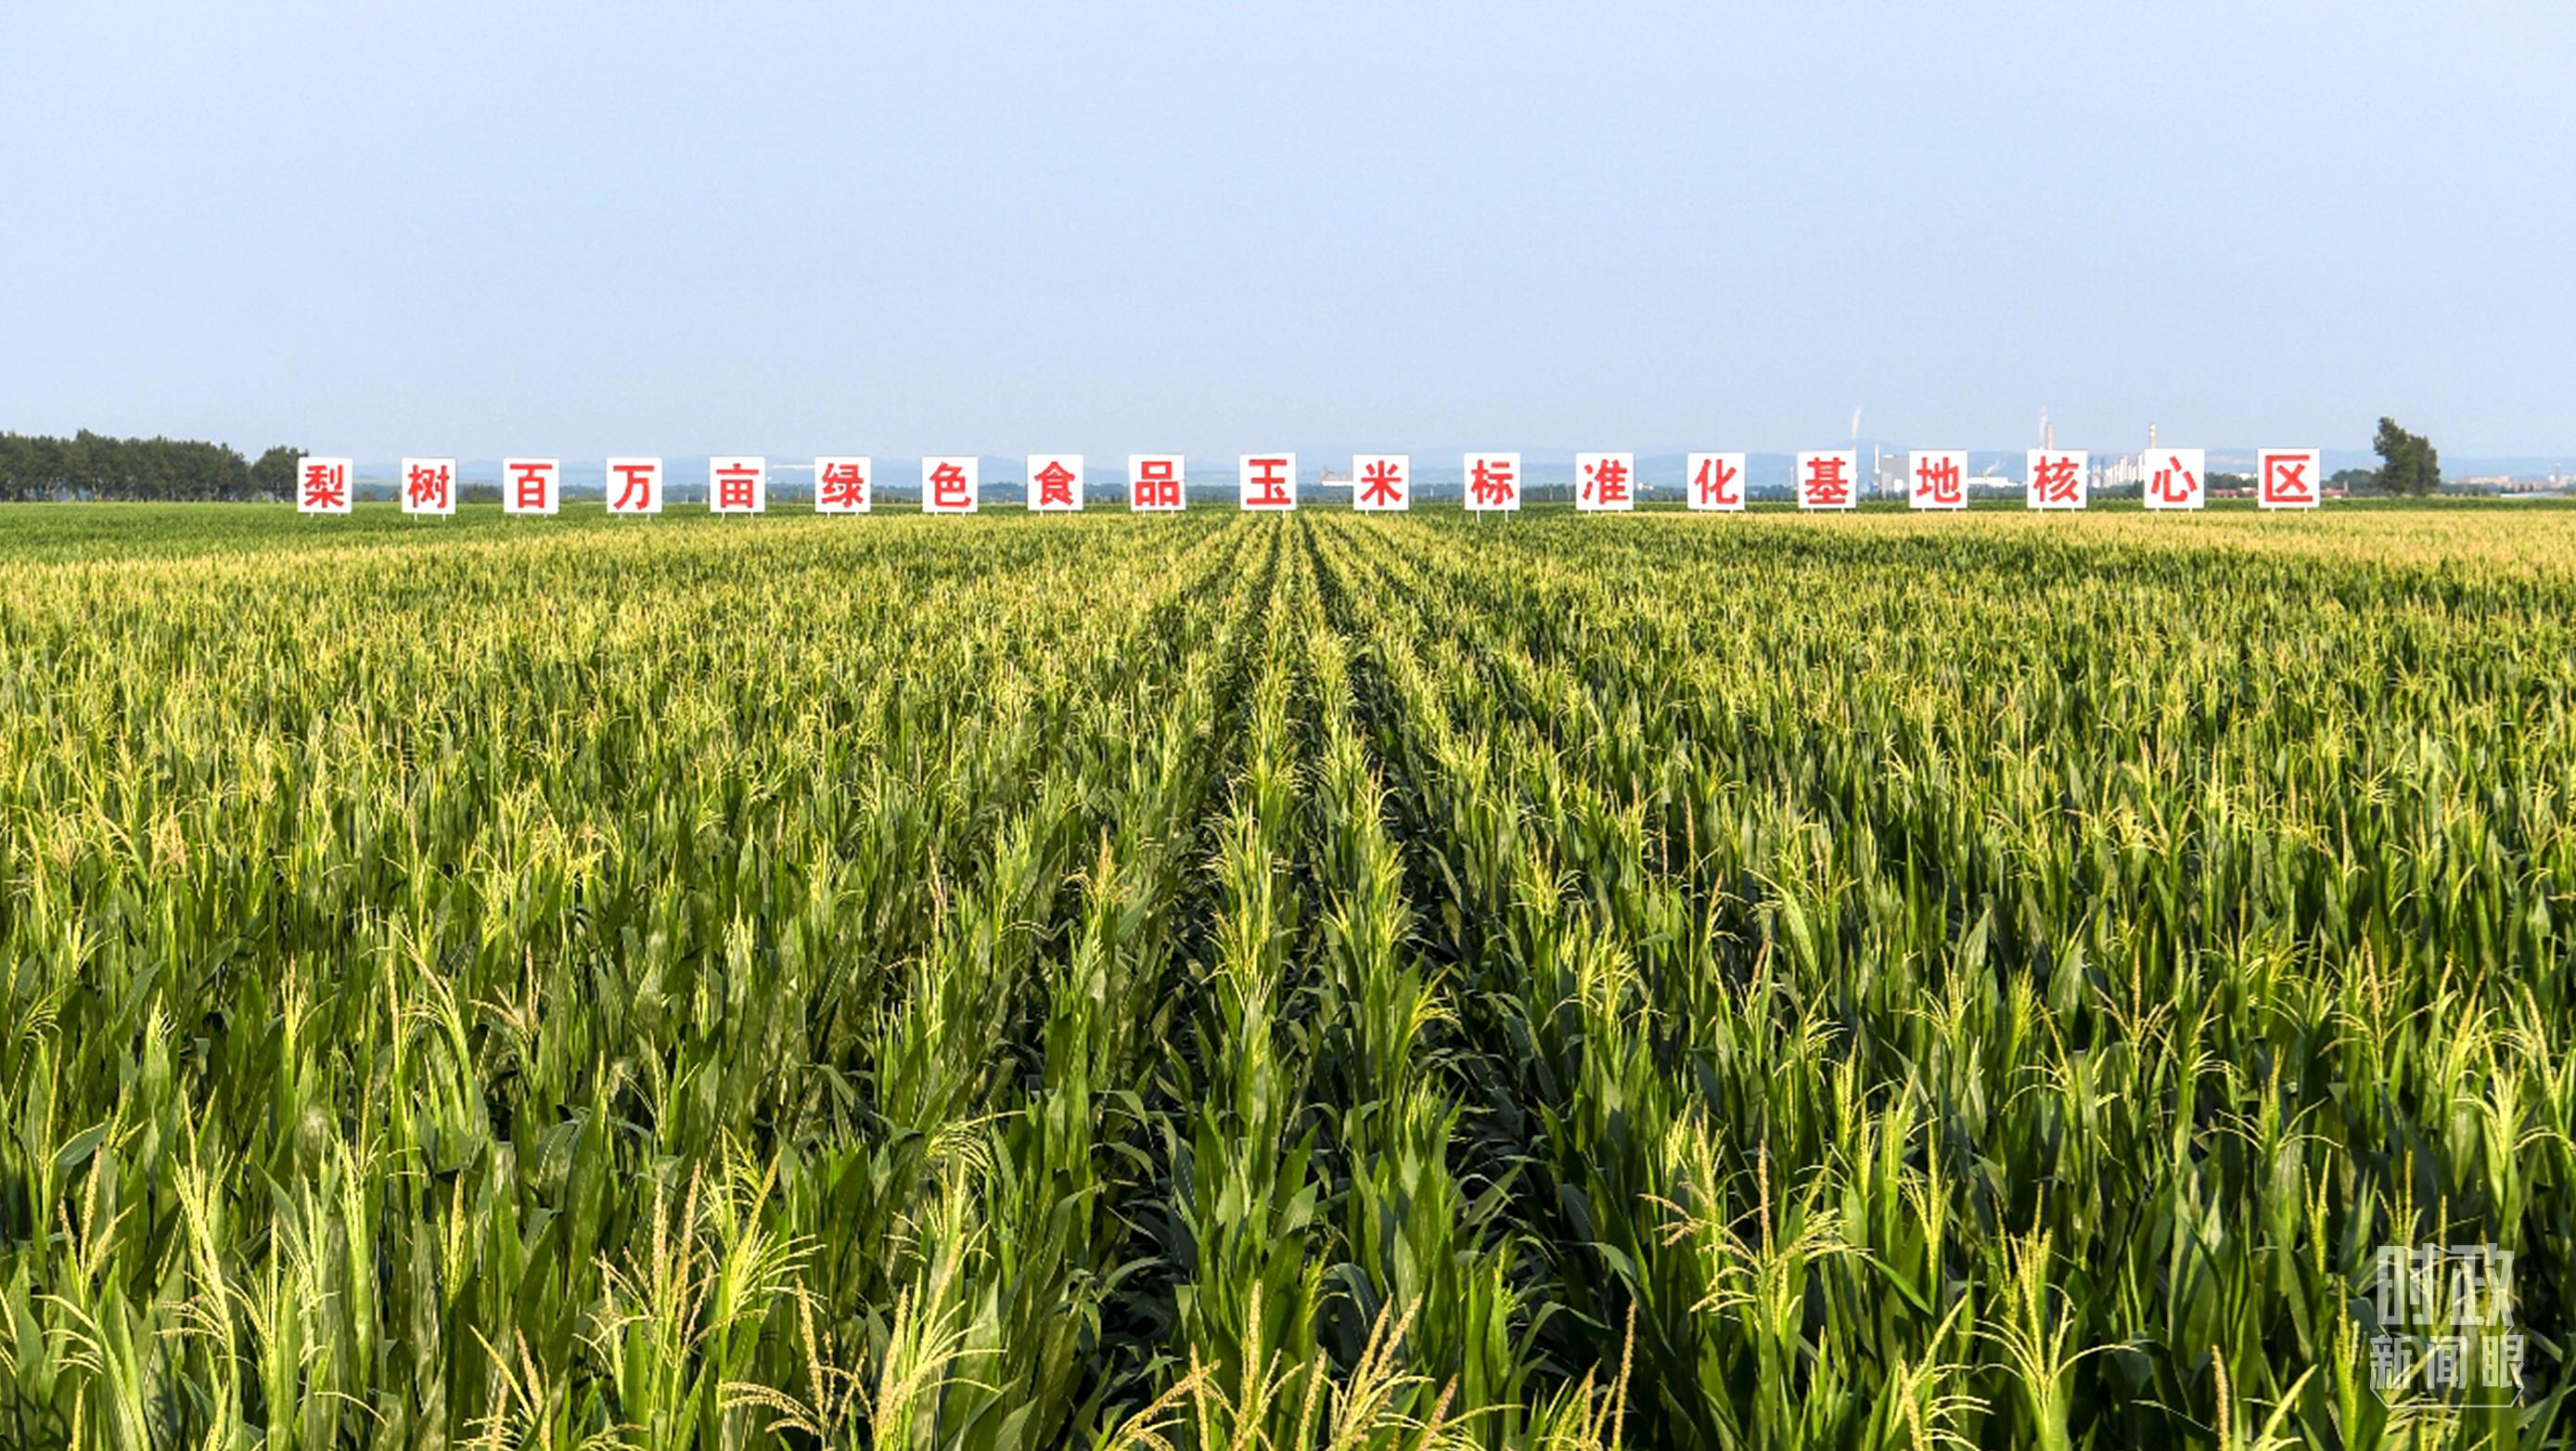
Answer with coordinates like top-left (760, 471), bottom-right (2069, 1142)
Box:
top-left (1909, 450), bottom-right (1968, 510)
top-left (1576, 452), bottom-right (1635, 512)
top-left (2025, 449), bottom-right (2088, 510)
top-left (923, 456), bottom-right (980, 514)
top-left (400, 457), bottom-right (455, 516)
top-left (503, 458), bottom-right (560, 516)
top-left (606, 458), bottom-right (662, 515)
top-left (2258, 449), bottom-right (2322, 509)
top-left (1352, 454), bottom-right (1410, 513)
top-left (1129, 455), bottom-right (1185, 512)
top-left (1027, 454), bottom-right (1084, 512)
top-left (1687, 453), bottom-right (1746, 512)
top-left (1464, 452), bottom-right (1521, 513)
top-left (1796, 451), bottom-right (1857, 510)
top-left (1239, 453), bottom-right (1297, 511)
top-left (814, 456), bottom-right (872, 513)
top-left (710, 456), bottom-right (766, 514)
top-left (296, 456), bottom-right (353, 514)
top-left (2143, 449), bottom-right (2205, 511)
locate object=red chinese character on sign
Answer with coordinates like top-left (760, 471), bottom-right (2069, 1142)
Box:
top-left (820, 461), bottom-right (868, 510)
top-left (404, 461), bottom-right (450, 511)
top-left (1469, 456), bottom-right (1517, 508)
top-left (1582, 456), bottom-right (1630, 507)
top-left (1033, 460), bottom-right (1078, 507)
top-left (1694, 456), bottom-right (1740, 507)
top-left (1243, 456), bottom-right (1293, 508)
top-left (1802, 454), bottom-right (1851, 507)
top-left (2260, 452), bottom-right (2316, 507)
top-left (2149, 452), bottom-right (2200, 508)
top-left (1134, 457), bottom-right (1182, 509)
top-left (1358, 459), bottom-right (1403, 507)
top-left (509, 461), bottom-right (552, 511)
top-left (930, 460), bottom-right (972, 509)
top-left (1915, 456), bottom-right (1963, 507)
top-left (301, 461), bottom-right (347, 510)
top-left (611, 462), bottom-right (657, 512)
top-left (715, 464), bottom-right (760, 511)
top-left (2030, 455), bottom-right (2083, 507)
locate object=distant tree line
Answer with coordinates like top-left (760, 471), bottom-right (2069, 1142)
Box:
top-left (0, 430), bottom-right (303, 502)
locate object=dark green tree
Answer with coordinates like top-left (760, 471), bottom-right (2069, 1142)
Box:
top-left (250, 445), bottom-right (304, 501)
top-left (2373, 417), bottom-right (2441, 496)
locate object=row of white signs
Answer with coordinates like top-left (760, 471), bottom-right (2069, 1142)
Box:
top-left (295, 448), bottom-right (2328, 515)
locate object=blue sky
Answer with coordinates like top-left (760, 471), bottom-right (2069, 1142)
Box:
top-left (4, 3), bottom-right (2570, 463)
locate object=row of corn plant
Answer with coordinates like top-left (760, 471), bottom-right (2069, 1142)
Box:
top-left (0, 509), bottom-right (1253, 1446)
top-left (1313, 509), bottom-right (2570, 1448)
top-left (1, 499), bottom-right (2569, 1448)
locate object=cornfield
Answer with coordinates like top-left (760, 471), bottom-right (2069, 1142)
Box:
top-left (1, 503), bottom-right (2568, 1449)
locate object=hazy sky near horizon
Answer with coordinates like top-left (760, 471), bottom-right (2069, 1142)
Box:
top-left (5, 3), bottom-right (2572, 461)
